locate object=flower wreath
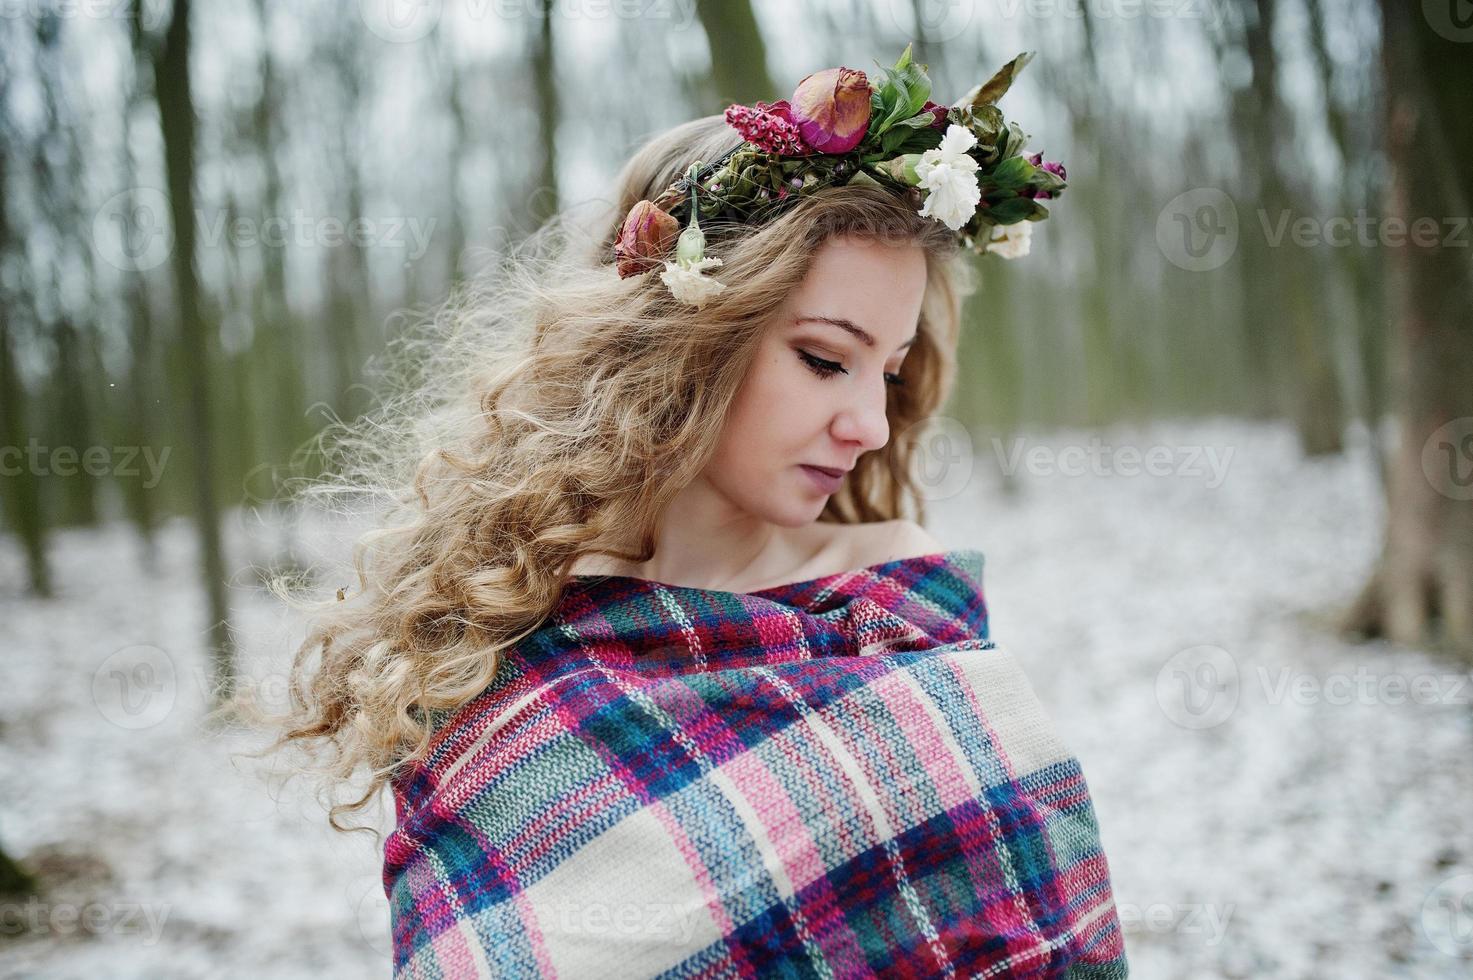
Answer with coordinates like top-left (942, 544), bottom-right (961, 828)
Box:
top-left (613, 46), bottom-right (1067, 308)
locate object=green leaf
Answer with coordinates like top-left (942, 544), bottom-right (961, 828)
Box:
top-left (898, 65), bottom-right (931, 119)
top-left (995, 120), bottom-right (1030, 161)
top-left (868, 49), bottom-right (934, 140)
top-left (896, 111), bottom-right (940, 130)
top-left (1031, 169), bottom-right (1067, 196)
top-left (984, 197), bottom-right (1036, 223)
top-left (883, 124), bottom-right (944, 158)
top-left (885, 71), bottom-right (914, 129)
top-left (991, 155), bottom-right (1036, 188)
top-left (951, 51), bottom-right (1035, 110)
top-left (952, 104), bottom-right (1004, 155)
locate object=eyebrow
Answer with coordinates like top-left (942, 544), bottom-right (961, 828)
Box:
top-left (794, 314), bottom-right (919, 350)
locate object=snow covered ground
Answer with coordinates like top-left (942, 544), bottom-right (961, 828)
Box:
top-left (2, 416), bottom-right (1470, 978)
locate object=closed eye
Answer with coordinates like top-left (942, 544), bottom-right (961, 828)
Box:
top-left (797, 349), bottom-right (905, 387)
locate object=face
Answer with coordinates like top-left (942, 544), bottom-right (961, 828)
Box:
top-left (704, 234), bottom-right (929, 526)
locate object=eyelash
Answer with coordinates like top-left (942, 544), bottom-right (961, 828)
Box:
top-left (797, 349), bottom-right (906, 387)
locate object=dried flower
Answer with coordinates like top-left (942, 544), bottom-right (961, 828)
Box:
top-left (723, 99), bottom-right (808, 154)
top-left (614, 200), bottom-right (680, 278)
top-left (790, 67), bottom-right (871, 154)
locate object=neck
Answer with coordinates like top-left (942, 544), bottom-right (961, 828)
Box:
top-left (582, 475), bottom-right (825, 591)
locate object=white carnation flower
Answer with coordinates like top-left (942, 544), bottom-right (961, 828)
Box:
top-left (983, 220), bottom-right (1033, 259)
top-left (914, 124), bottom-right (981, 232)
top-left (660, 257), bottom-right (726, 308)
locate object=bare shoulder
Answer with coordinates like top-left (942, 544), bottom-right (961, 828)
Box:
top-left (839, 519), bottom-right (946, 570)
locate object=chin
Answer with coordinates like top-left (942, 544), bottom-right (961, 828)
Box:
top-left (747, 497), bottom-right (820, 529)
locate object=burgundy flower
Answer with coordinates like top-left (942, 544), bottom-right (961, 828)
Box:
top-left (758, 98), bottom-right (796, 125)
top-left (920, 100), bottom-right (948, 129)
top-left (724, 99), bottom-right (809, 155)
top-left (791, 66), bottom-right (871, 154)
top-left (614, 200), bottom-right (680, 278)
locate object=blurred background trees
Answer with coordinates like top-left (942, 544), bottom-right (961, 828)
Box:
top-left (0, 0), bottom-right (1470, 691)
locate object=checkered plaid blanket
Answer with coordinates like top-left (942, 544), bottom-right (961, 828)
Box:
top-left (383, 549), bottom-right (1128, 977)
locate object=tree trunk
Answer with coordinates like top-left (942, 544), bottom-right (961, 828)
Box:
top-left (0, 840), bottom-right (36, 897)
top-left (1342, 1), bottom-right (1473, 656)
top-left (529, 2), bottom-right (560, 231)
top-left (694, 0), bottom-right (775, 108)
top-left (149, 0), bottom-right (236, 696)
top-left (0, 86), bottom-right (52, 597)
top-left (1239, 0), bottom-right (1345, 453)
top-left (249, 0), bottom-right (310, 475)
top-left (121, 3), bottom-right (163, 572)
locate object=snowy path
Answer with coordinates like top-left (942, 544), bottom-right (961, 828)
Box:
top-left (2, 417), bottom-right (1469, 978)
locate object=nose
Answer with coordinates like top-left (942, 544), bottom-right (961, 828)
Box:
top-left (829, 375), bottom-right (891, 452)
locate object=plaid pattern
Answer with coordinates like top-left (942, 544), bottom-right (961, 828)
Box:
top-left (383, 549), bottom-right (1128, 978)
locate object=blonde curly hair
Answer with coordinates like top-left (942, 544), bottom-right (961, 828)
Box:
top-left (233, 113), bottom-right (979, 837)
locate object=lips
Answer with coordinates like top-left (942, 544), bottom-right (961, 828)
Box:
top-left (799, 464), bottom-right (848, 494)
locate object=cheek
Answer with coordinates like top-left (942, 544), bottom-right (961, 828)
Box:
top-left (719, 351), bottom-right (822, 463)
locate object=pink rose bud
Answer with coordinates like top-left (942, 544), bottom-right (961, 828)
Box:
top-left (791, 67), bottom-right (871, 154)
top-left (614, 200), bottom-right (680, 278)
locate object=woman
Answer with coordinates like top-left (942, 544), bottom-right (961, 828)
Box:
top-left (264, 49), bottom-right (1126, 978)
